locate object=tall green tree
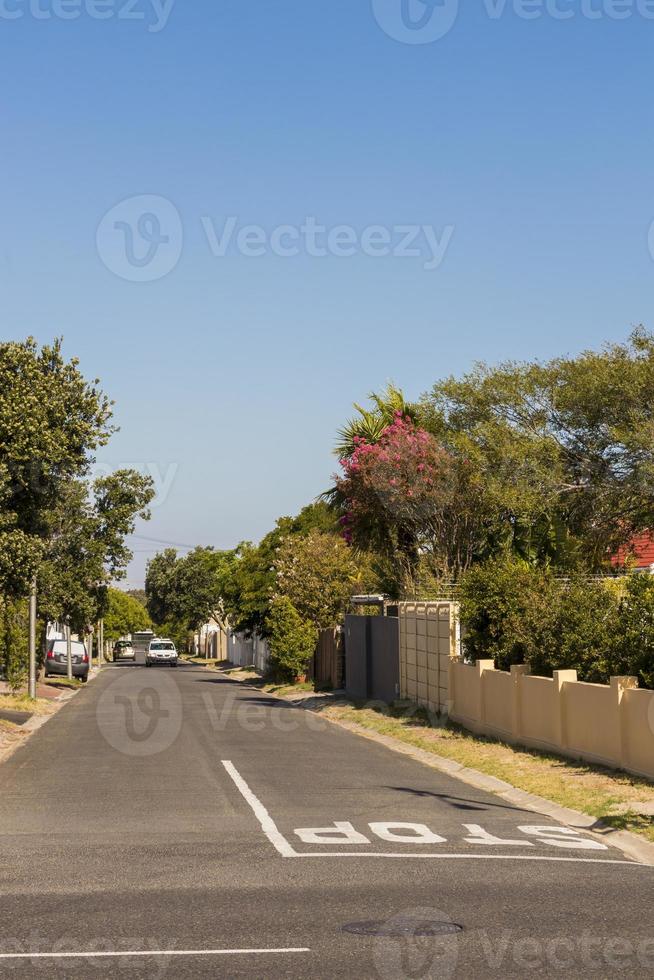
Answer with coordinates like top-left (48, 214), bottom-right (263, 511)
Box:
top-left (0, 337), bottom-right (113, 598)
top-left (37, 470), bottom-right (154, 634)
top-left (273, 529), bottom-right (376, 630)
top-left (103, 588), bottom-right (152, 642)
top-left (422, 328), bottom-right (654, 570)
top-left (219, 502), bottom-right (338, 635)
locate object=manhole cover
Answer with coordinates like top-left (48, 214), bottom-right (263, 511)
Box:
top-left (342, 919), bottom-right (463, 938)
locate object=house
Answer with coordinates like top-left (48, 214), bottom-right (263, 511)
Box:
top-left (612, 532), bottom-right (654, 571)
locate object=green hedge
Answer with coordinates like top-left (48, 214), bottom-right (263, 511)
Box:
top-left (459, 558), bottom-right (654, 688)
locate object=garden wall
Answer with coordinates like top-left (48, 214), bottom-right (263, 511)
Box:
top-left (398, 603), bottom-right (654, 780)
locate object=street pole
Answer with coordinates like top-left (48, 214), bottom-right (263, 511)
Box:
top-left (28, 576), bottom-right (37, 700)
top-left (66, 622), bottom-right (73, 681)
top-left (100, 619), bottom-right (104, 666)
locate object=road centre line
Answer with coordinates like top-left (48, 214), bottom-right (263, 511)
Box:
top-left (0, 949), bottom-right (310, 960)
top-left (221, 759), bottom-right (298, 857)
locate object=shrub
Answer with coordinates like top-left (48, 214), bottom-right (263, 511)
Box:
top-left (459, 558), bottom-right (650, 686)
top-left (528, 579), bottom-right (619, 683)
top-left (0, 598), bottom-right (29, 692)
top-left (614, 575), bottom-right (654, 688)
top-left (458, 557), bottom-right (556, 671)
top-left (268, 596), bottom-right (317, 683)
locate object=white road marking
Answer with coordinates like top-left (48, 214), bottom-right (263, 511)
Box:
top-left (220, 762), bottom-right (645, 866)
top-left (463, 824), bottom-right (534, 847)
top-left (288, 852), bottom-right (641, 865)
top-left (222, 760), bottom-right (297, 857)
top-left (368, 822), bottom-right (447, 844)
top-left (295, 821), bottom-right (371, 845)
top-left (0, 949), bottom-right (310, 960)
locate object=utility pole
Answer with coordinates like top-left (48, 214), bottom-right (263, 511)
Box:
top-left (28, 576), bottom-right (37, 700)
top-left (66, 622), bottom-right (73, 681)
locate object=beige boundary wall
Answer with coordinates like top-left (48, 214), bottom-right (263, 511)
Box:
top-left (449, 661), bottom-right (654, 782)
top-left (398, 602), bottom-right (654, 781)
top-left (398, 602), bottom-right (459, 713)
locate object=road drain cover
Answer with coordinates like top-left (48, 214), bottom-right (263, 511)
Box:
top-left (342, 918), bottom-right (463, 938)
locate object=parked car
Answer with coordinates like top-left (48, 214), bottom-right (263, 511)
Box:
top-left (45, 638), bottom-right (90, 682)
top-left (113, 639), bottom-right (135, 662)
top-left (145, 638), bottom-right (178, 668)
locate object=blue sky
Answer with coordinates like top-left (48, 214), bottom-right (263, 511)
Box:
top-left (1, 0), bottom-right (652, 585)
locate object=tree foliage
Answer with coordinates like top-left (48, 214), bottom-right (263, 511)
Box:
top-left (219, 502), bottom-right (338, 635)
top-left (0, 338), bottom-right (113, 598)
top-left (273, 529), bottom-right (373, 630)
top-left (146, 546), bottom-right (238, 638)
top-left (333, 413), bottom-right (489, 592)
top-left (459, 558), bottom-right (654, 687)
top-left (422, 328), bottom-right (654, 570)
top-left (38, 470), bottom-right (154, 633)
top-left (103, 588), bottom-right (152, 642)
top-left (267, 596), bottom-right (317, 683)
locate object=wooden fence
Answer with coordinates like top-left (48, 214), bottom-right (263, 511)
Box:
top-left (310, 627), bottom-right (344, 690)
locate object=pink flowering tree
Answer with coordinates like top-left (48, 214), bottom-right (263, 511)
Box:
top-left (333, 413), bottom-right (483, 588)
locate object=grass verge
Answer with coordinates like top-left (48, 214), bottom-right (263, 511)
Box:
top-left (0, 693), bottom-right (59, 715)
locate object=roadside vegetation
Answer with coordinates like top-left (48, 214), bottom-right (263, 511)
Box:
top-left (0, 338), bottom-right (155, 694)
top-left (148, 329), bottom-right (654, 690)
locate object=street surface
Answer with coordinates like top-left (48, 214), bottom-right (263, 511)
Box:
top-left (0, 659), bottom-right (652, 978)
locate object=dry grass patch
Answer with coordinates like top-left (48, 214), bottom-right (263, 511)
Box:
top-left (0, 693), bottom-right (58, 716)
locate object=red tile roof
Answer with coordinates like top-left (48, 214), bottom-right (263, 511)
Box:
top-left (612, 532), bottom-right (654, 568)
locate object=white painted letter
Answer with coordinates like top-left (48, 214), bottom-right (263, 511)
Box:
top-left (294, 821), bottom-right (370, 845)
top-left (369, 822), bottom-right (446, 843)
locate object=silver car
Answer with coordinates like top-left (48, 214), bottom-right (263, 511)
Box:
top-left (45, 638), bottom-right (90, 681)
top-left (145, 638), bottom-right (178, 667)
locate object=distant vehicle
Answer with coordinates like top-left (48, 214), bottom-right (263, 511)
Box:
top-left (113, 640), bottom-right (135, 662)
top-left (145, 638), bottom-right (178, 668)
top-left (45, 638), bottom-right (89, 682)
top-left (132, 630), bottom-right (155, 659)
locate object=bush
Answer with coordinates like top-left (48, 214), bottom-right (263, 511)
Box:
top-left (528, 579), bottom-right (619, 683)
top-left (268, 596), bottom-right (317, 683)
top-left (459, 558), bottom-right (654, 687)
top-left (613, 575), bottom-right (654, 688)
top-left (0, 598), bottom-right (29, 692)
top-left (458, 557), bottom-right (556, 671)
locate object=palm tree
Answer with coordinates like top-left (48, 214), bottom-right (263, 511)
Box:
top-left (334, 384), bottom-right (415, 459)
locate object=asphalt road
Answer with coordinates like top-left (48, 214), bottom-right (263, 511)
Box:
top-left (0, 660), bottom-right (652, 979)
